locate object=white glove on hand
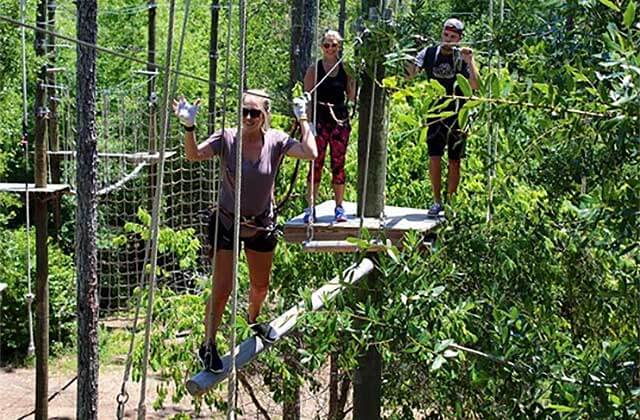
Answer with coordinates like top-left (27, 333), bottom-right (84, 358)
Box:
top-left (173, 96), bottom-right (200, 127)
top-left (292, 95), bottom-right (308, 121)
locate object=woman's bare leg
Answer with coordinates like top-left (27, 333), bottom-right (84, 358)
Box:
top-left (204, 249), bottom-right (234, 343)
top-left (245, 249), bottom-right (275, 323)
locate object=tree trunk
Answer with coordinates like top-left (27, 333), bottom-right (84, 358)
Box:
top-left (290, 0), bottom-right (317, 97)
top-left (328, 351), bottom-right (339, 418)
top-left (356, 58), bottom-right (387, 219)
top-left (76, 1), bottom-right (99, 419)
top-left (353, 3), bottom-right (387, 416)
top-left (282, 332), bottom-right (301, 420)
top-left (328, 350), bottom-right (351, 419)
top-left (338, 0), bottom-right (347, 36)
top-left (34, 1), bottom-right (49, 418)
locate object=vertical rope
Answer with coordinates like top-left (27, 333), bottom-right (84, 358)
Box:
top-left (208, 0), bottom-right (233, 297)
top-left (19, 0), bottom-right (35, 358)
top-left (227, 0), bottom-right (247, 416)
top-left (136, 0), bottom-right (181, 417)
top-left (306, 0), bottom-right (321, 242)
top-left (486, 0), bottom-right (495, 222)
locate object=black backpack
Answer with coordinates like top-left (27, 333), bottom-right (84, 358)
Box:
top-left (421, 46), bottom-right (464, 79)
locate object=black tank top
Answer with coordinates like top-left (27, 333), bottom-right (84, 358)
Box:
top-left (315, 60), bottom-right (348, 122)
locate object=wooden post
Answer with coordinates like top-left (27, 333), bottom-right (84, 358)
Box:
top-left (338, 0), bottom-right (347, 36)
top-left (290, 0), bottom-right (316, 96)
top-left (208, 0), bottom-right (220, 132)
top-left (147, 0), bottom-right (157, 210)
top-left (353, 3), bottom-right (388, 418)
top-left (46, 0), bottom-right (62, 236)
top-left (34, 0), bottom-right (49, 418)
top-left (76, 0), bottom-right (99, 418)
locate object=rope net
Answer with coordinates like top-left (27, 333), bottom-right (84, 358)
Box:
top-left (54, 73), bottom-right (217, 317)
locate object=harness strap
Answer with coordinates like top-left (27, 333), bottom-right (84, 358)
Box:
top-left (318, 101), bottom-right (349, 126)
top-left (214, 204), bottom-right (275, 232)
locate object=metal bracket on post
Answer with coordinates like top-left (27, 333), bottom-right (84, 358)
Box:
top-left (35, 106), bottom-right (50, 119)
top-left (148, 91), bottom-right (158, 107)
top-left (368, 6), bottom-right (378, 21)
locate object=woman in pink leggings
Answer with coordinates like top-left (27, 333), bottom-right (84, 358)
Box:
top-left (303, 30), bottom-right (356, 223)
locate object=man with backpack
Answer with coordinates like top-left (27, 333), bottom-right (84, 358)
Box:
top-left (408, 18), bottom-right (480, 216)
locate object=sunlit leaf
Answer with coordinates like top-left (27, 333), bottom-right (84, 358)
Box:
top-left (430, 355), bottom-right (446, 371)
top-left (547, 404), bottom-right (577, 413)
top-left (599, 0), bottom-right (621, 12)
top-left (624, 1), bottom-right (636, 28)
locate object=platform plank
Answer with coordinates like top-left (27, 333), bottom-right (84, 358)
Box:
top-left (302, 239), bottom-right (389, 253)
top-left (284, 200), bottom-right (442, 245)
top-left (0, 183), bottom-right (71, 194)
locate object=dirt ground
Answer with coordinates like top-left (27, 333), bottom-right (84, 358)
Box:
top-left (1, 364), bottom-right (332, 419)
top-left (2, 365), bottom-right (211, 419)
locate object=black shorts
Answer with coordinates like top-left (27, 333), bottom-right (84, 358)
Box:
top-left (426, 116), bottom-right (466, 160)
top-left (207, 213), bottom-right (278, 253)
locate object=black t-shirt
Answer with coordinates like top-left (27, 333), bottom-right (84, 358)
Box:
top-left (416, 46), bottom-right (470, 111)
top-left (315, 60), bottom-right (349, 122)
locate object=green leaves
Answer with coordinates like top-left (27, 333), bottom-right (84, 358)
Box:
top-left (456, 73), bottom-right (472, 97)
top-left (547, 404), bottom-right (577, 413)
top-left (623, 1), bottom-right (636, 28)
top-left (600, 0), bottom-right (621, 12)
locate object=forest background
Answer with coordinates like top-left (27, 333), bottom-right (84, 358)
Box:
top-left (0, 0), bottom-right (638, 418)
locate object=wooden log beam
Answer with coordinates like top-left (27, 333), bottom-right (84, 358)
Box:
top-left (186, 258), bottom-right (374, 397)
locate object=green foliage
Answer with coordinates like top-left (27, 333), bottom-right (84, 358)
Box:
top-left (0, 225), bottom-right (76, 363)
top-left (0, 0), bottom-right (637, 416)
top-left (111, 207), bottom-right (201, 275)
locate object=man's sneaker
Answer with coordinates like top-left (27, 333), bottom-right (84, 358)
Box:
top-left (249, 322), bottom-right (277, 344)
top-left (428, 202), bottom-right (444, 217)
top-left (334, 205), bottom-right (348, 223)
top-left (197, 341), bottom-right (223, 373)
top-left (303, 207), bottom-right (315, 224)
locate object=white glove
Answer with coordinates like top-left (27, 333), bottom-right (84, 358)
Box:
top-left (173, 96), bottom-right (200, 127)
top-left (292, 94), bottom-right (309, 121)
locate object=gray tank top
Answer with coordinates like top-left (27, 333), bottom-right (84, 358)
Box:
top-left (205, 128), bottom-right (297, 230)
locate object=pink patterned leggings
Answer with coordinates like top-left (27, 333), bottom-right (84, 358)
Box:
top-left (307, 120), bottom-right (351, 185)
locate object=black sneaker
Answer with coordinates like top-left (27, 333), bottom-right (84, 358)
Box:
top-left (197, 341), bottom-right (223, 373)
top-left (249, 322), bottom-right (277, 344)
top-left (428, 202), bottom-right (444, 217)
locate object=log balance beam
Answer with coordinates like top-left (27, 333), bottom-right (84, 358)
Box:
top-left (186, 258), bottom-right (374, 397)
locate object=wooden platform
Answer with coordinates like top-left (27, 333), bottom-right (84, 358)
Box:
top-left (283, 200), bottom-right (442, 246)
top-left (0, 183), bottom-right (71, 194)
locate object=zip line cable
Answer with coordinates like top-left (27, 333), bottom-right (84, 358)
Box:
top-left (0, 15), bottom-right (223, 90)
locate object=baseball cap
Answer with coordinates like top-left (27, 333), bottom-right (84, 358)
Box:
top-left (443, 18), bottom-right (464, 35)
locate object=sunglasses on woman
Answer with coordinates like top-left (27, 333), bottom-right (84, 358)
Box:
top-left (242, 108), bottom-right (262, 118)
top-left (323, 42), bottom-right (338, 49)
